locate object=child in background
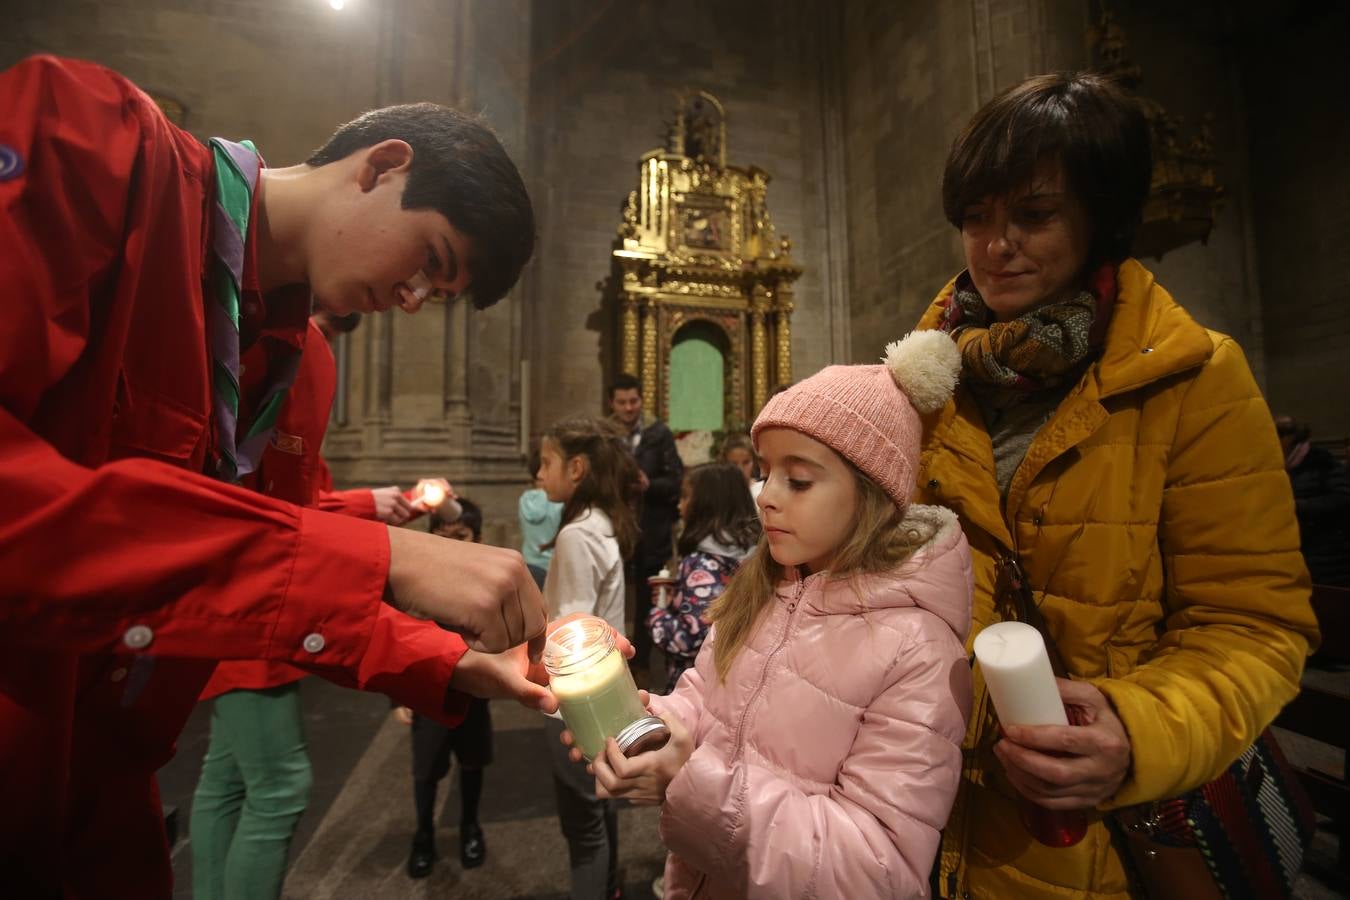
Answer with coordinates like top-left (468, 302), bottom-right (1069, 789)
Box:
top-left (537, 417), bottom-right (641, 900)
top-left (718, 432), bottom-right (758, 485)
top-left (647, 463), bottom-right (758, 694)
top-left (519, 447), bottom-right (564, 590)
top-left (575, 332), bottom-right (975, 898)
top-left (397, 498), bottom-right (495, 880)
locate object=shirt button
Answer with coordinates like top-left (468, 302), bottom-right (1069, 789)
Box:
top-left (927, 479), bottom-right (940, 490)
top-left (1140, 347), bottom-right (1154, 354)
top-left (303, 633), bottom-right (326, 654)
top-left (123, 625), bottom-right (154, 650)
top-left (110, 667), bottom-right (128, 682)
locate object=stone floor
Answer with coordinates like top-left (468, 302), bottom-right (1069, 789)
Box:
top-left (156, 657), bottom-right (1350, 899)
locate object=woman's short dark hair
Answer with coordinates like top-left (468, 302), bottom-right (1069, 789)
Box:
top-left (942, 72), bottom-right (1152, 267)
top-left (307, 103), bottom-right (535, 311)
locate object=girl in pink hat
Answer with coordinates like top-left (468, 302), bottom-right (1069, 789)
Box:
top-left (562, 331), bottom-right (975, 899)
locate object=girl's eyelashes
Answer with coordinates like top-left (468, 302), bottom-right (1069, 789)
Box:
top-left (787, 479), bottom-right (812, 492)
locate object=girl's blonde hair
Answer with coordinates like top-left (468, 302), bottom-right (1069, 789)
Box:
top-left (541, 416), bottom-right (641, 559)
top-left (707, 464), bottom-right (932, 682)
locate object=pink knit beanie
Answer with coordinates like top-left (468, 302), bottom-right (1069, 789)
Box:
top-left (751, 331), bottom-right (961, 510)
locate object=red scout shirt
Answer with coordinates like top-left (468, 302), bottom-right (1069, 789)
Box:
top-left (201, 320), bottom-right (384, 701)
top-left (0, 56), bottom-right (467, 897)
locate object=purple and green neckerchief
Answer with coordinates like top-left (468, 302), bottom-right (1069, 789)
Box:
top-left (207, 137), bottom-right (301, 483)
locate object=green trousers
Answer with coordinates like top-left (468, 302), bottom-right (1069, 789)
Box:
top-left (190, 682), bottom-right (313, 900)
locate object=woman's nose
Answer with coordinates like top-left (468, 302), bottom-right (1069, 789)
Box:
top-left (988, 232), bottom-right (1018, 257)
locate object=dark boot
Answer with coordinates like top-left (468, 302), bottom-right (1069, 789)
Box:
top-left (407, 830), bottom-right (436, 879)
top-left (459, 821), bottom-right (486, 868)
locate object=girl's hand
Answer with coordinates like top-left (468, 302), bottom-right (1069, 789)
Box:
top-left (394, 706), bottom-right (414, 726)
top-left (559, 689), bottom-right (651, 764)
top-left (994, 678), bottom-right (1132, 810)
top-left (592, 712), bottom-right (693, 806)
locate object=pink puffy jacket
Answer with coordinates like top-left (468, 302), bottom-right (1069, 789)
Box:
top-left (649, 505), bottom-right (974, 900)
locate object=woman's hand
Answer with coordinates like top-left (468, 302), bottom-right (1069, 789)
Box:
top-left (591, 712), bottom-right (693, 806)
top-left (995, 678), bottom-right (1131, 810)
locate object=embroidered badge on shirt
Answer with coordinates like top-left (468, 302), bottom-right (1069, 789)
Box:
top-left (0, 144), bottom-right (24, 181)
top-left (272, 431), bottom-right (304, 455)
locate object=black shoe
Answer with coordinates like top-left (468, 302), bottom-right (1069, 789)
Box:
top-left (407, 832), bottom-right (436, 879)
top-left (460, 821), bottom-right (486, 868)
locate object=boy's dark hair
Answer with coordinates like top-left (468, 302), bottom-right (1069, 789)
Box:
top-left (678, 463), bottom-right (761, 557)
top-left (431, 496), bottom-right (482, 542)
top-left (540, 417), bottom-right (641, 559)
top-left (942, 71), bottom-right (1152, 268)
top-left (307, 103), bottom-right (535, 311)
top-left (609, 373), bottom-right (642, 398)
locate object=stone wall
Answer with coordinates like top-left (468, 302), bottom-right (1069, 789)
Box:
top-left (839, 0), bottom-right (1093, 362)
top-left (1242, 2), bottom-right (1350, 440)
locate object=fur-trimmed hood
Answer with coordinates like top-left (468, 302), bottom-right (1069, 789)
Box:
top-left (783, 503), bottom-right (972, 643)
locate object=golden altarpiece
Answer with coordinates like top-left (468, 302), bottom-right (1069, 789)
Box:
top-left (601, 91), bottom-right (803, 430)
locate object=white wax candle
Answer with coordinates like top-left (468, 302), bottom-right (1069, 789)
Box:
top-left (973, 622), bottom-right (1067, 727)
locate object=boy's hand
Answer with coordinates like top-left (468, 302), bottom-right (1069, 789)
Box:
top-left (394, 706), bottom-right (414, 725)
top-left (450, 643), bottom-right (557, 713)
top-left (590, 711), bottom-right (692, 806)
top-left (385, 527), bottom-right (546, 653)
top-left (371, 485), bottom-right (414, 525)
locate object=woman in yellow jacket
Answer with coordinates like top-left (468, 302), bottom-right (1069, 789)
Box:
top-left (914, 72), bottom-right (1319, 899)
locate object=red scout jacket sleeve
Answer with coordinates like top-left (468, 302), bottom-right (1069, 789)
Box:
top-left (316, 486), bottom-right (379, 519)
top-left (0, 56), bottom-right (467, 724)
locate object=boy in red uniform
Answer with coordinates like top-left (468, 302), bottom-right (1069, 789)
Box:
top-left (0, 54), bottom-right (549, 897)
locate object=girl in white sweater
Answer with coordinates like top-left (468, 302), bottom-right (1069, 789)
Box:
top-left (537, 416), bottom-right (641, 900)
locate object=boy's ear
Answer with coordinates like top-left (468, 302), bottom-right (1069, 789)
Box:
top-left (356, 139), bottom-right (414, 192)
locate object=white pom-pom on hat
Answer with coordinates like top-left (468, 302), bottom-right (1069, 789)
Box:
top-left (883, 330), bottom-right (961, 414)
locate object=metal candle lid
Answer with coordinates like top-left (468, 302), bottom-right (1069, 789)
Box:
top-left (614, 715), bottom-right (670, 757)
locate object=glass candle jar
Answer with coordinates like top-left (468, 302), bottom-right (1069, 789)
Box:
top-left (543, 615), bottom-right (669, 760)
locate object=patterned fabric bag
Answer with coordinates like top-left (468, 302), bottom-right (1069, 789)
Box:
top-left (1112, 731), bottom-right (1316, 900)
top-left (994, 554), bottom-right (1317, 900)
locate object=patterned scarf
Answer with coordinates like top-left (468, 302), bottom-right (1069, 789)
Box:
top-left (939, 265), bottom-right (1117, 391)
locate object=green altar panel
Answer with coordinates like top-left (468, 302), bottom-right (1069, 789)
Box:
top-left (668, 326), bottom-right (725, 432)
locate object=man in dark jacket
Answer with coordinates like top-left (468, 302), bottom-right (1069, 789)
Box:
top-left (1277, 416), bottom-right (1350, 586)
top-left (610, 373), bottom-right (684, 667)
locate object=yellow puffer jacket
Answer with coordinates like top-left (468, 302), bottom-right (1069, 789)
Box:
top-left (914, 259), bottom-right (1318, 899)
